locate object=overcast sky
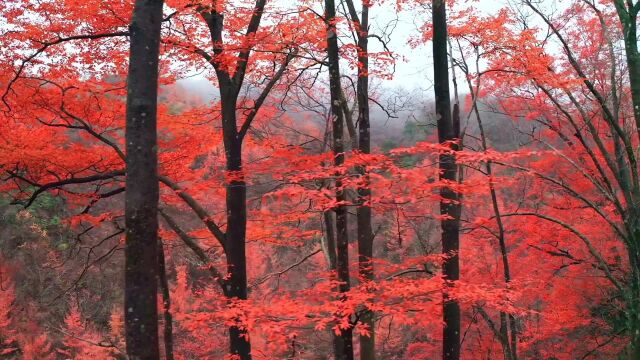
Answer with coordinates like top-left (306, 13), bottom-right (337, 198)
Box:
top-left (181, 0), bottom-right (504, 101)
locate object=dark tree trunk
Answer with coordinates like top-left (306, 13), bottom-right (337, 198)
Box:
top-left (158, 240), bottom-right (175, 360)
top-left (323, 211), bottom-right (338, 270)
top-left (432, 0), bottom-right (461, 359)
top-left (198, 1), bottom-right (274, 356)
top-left (613, 2), bottom-right (640, 356)
top-left (326, 0), bottom-right (353, 358)
top-left (124, 0), bottom-right (164, 358)
top-left (348, 2), bottom-right (376, 358)
top-left (467, 74), bottom-right (517, 360)
top-left (614, 2), bottom-right (640, 140)
top-left (221, 100), bottom-right (252, 359)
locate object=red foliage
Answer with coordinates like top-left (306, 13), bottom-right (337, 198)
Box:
top-left (0, 0), bottom-right (635, 358)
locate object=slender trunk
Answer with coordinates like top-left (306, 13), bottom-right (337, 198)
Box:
top-left (334, 193), bottom-right (353, 360)
top-left (327, 209), bottom-right (348, 357)
top-left (322, 124), bottom-right (343, 354)
top-left (629, 271), bottom-right (640, 360)
top-left (322, 120), bottom-right (339, 272)
top-left (614, 3), bottom-right (640, 356)
top-left (326, 0), bottom-right (353, 357)
top-left (498, 313), bottom-right (511, 360)
top-left (323, 211), bottom-right (338, 270)
top-left (222, 103), bottom-right (252, 359)
top-left (432, 0), bottom-right (461, 359)
top-left (342, 2), bottom-right (376, 359)
top-left (124, 0), bottom-right (163, 357)
top-left (341, 1), bottom-right (375, 358)
top-left (158, 240), bottom-right (174, 360)
top-left (618, 7), bottom-right (640, 140)
top-left (626, 228), bottom-right (640, 359)
top-left (471, 86), bottom-right (517, 360)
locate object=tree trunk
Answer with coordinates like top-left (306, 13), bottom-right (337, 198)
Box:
top-left (124, 0), bottom-right (163, 357)
top-left (323, 211), bottom-right (338, 271)
top-left (221, 102), bottom-right (252, 360)
top-left (613, 3), bottom-right (640, 356)
top-left (624, 229), bottom-right (640, 359)
top-left (432, 0), bottom-right (461, 359)
top-left (326, 0), bottom-right (354, 357)
top-left (615, 3), bottom-right (640, 140)
top-left (471, 82), bottom-right (517, 360)
top-left (343, 2), bottom-right (376, 359)
top-left (343, 0), bottom-right (376, 360)
top-left (158, 240), bottom-right (174, 360)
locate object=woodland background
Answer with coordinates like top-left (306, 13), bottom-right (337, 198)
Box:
top-left (0, 0), bottom-right (639, 359)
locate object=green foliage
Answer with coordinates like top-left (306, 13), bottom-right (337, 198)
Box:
top-left (591, 290), bottom-right (627, 334)
top-left (381, 139), bottom-right (399, 153)
top-left (402, 120), bottom-right (427, 142)
top-left (27, 192), bottom-right (65, 229)
top-left (0, 191), bottom-right (73, 251)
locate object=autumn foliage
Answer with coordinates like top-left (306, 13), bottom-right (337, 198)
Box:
top-left (0, 0), bottom-right (638, 359)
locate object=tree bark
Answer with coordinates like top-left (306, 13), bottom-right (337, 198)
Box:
top-left (479, 113), bottom-right (517, 360)
top-left (432, 0), bottom-right (461, 359)
top-left (613, 0), bottom-right (640, 141)
top-left (464, 61), bottom-right (517, 359)
top-left (612, 2), bottom-right (640, 356)
top-left (342, 1), bottom-right (376, 358)
top-left (158, 240), bottom-right (174, 360)
top-left (326, 0), bottom-right (354, 357)
top-left (124, 0), bottom-right (164, 358)
top-left (221, 99), bottom-right (252, 360)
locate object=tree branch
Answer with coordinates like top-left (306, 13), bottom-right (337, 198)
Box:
top-left (158, 175), bottom-right (227, 248)
top-left (238, 48), bottom-right (297, 140)
top-left (9, 170), bottom-right (125, 208)
top-left (159, 208), bottom-right (225, 289)
top-left (2, 31), bottom-right (130, 111)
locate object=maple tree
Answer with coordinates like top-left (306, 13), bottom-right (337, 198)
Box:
top-left (431, 0), bottom-right (462, 359)
top-left (325, 0), bottom-right (354, 357)
top-left (342, 0), bottom-right (376, 358)
top-left (124, 0), bottom-right (164, 357)
top-left (1, 0), bottom-right (640, 359)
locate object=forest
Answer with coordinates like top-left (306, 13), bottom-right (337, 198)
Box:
top-left (0, 0), bottom-right (639, 358)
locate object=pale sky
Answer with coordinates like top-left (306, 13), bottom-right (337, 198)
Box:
top-left (181, 0), bottom-right (513, 103)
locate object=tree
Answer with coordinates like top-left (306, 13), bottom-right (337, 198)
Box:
top-left (124, 0), bottom-right (165, 357)
top-left (164, 1), bottom-right (299, 357)
top-left (342, 0), bottom-right (376, 358)
top-left (431, 0), bottom-right (461, 359)
top-left (440, 1), bottom-right (640, 357)
top-left (325, 0), bottom-right (354, 357)
top-left (4, 0), bottom-right (640, 358)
